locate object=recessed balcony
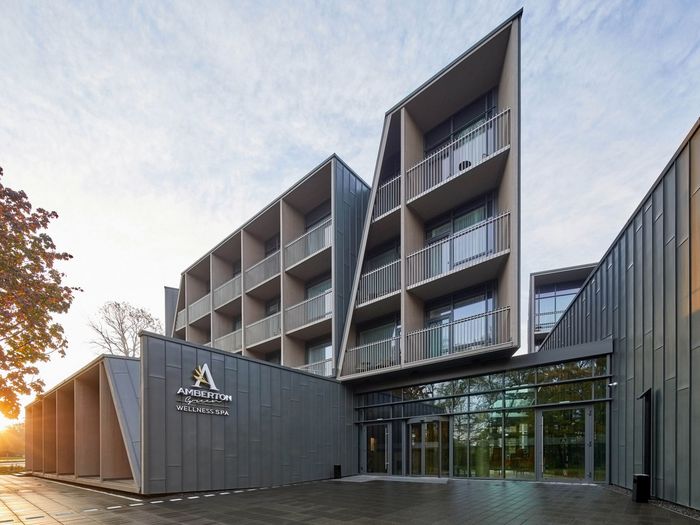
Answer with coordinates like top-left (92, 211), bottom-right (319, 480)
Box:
top-left (213, 329), bottom-right (242, 354)
top-left (296, 358), bottom-right (333, 377)
top-left (284, 218), bottom-right (332, 280)
top-left (187, 294), bottom-right (211, 325)
top-left (372, 175), bottom-right (400, 222)
top-left (245, 313), bottom-right (281, 350)
top-left (405, 307), bottom-right (511, 365)
top-left (406, 212), bottom-right (510, 301)
top-left (354, 260), bottom-right (401, 322)
top-left (285, 289), bottom-right (333, 339)
top-left (245, 251), bottom-right (280, 298)
top-left (341, 335), bottom-right (401, 377)
top-left (406, 108), bottom-right (511, 221)
top-left (213, 275), bottom-right (241, 311)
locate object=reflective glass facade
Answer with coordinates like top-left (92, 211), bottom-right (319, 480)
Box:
top-left (357, 357), bottom-right (610, 480)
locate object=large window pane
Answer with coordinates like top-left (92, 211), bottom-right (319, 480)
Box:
top-left (537, 382), bottom-right (592, 404)
top-left (594, 404), bottom-right (607, 482)
top-left (504, 410), bottom-right (535, 479)
top-left (453, 416), bottom-right (469, 477)
top-left (469, 412), bottom-right (503, 478)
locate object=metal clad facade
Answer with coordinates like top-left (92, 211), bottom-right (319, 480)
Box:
top-left (541, 124), bottom-right (700, 509)
top-left (141, 334), bottom-right (357, 494)
top-left (332, 159), bottom-right (370, 364)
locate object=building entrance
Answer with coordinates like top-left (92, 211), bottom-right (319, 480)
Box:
top-left (537, 406), bottom-right (592, 481)
top-left (408, 417), bottom-right (449, 476)
top-left (363, 423), bottom-right (390, 474)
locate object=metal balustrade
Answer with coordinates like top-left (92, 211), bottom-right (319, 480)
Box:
top-left (245, 313), bottom-right (281, 346)
top-left (213, 275), bottom-right (241, 309)
top-left (297, 358), bottom-right (333, 377)
top-left (245, 250), bottom-right (280, 291)
top-left (188, 293), bottom-right (211, 322)
top-left (406, 212), bottom-right (510, 287)
top-left (534, 311), bottom-right (567, 333)
top-left (175, 309), bottom-right (186, 331)
top-left (406, 108), bottom-right (511, 201)
top-left (372, 175), bottom-right (400, 220)
top-left (357, 260), bottom-right (400, 305)
top-left (213, 329), bottom-right (242, 353)
top-left (342, 336), bottom-right (401, 376)
top-left (284, 218), bottom-right (332, 269)
top-left (285, 289), bottom-right (333, 332)
top-left (405, 307), bottom-right (510, 363)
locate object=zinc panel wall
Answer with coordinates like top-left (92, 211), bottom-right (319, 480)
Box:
top-left (332, 159), bottom-right (370, 363)
top-left (540, 127), bottom-right (699, 509)
top-left (141, 334), bottom-right (357, 495)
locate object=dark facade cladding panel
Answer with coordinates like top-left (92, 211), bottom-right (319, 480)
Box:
top-left (140, 334), bottom-right (357, 495)
top-left (103, 358), bottom-right (142, 483)
top-left (333, 159), bottom-right (370, 363)
top-left (541, 125), bottom-right (699, 510)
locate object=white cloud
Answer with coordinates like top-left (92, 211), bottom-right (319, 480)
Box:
top-left (0, 0), bottom-right (699, 413)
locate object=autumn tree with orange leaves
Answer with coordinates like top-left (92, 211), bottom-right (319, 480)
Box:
top-left (0, 167), bottom-right (79, 418)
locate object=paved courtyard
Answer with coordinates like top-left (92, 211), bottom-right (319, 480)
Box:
top-left (0, 474), bottom-right (696, 524)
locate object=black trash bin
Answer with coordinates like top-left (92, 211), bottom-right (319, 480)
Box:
top-left (333, 464), bottom-right (342, 479)
top-left (633, 474), bottom-right (650, 503)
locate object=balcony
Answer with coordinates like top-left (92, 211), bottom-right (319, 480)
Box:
top-left (372, 175), bottom-right (400, 221)
top-left (285, 289), bottom-right (333, 338)
top-left (405, 307), bottom-right (511, 364)
top-left (284, 218), bottom-right (332, 279)
top-left (187, 293), bottom-right (210, 324)
top-left (534, 311), bottom-right (565, 334)
top-left (245, 313), bottom-right (281, 348)
top-left (245, 250), bottom-right (280, 296)
top-left (175, 309), bottom-right (186, 331)
top-left (213, 275), bottom-right (241, 310)
top-left (296, 358), bottom-right (333, 377)
top-left (406, 212), bottom-right (510, 300)
top-left (357, 260), bottom-right (400, 305)
top-left (213, 329), bottom-right (242, 353)
top-left (341, 335), bottom-right (401, 377)
top-left (405, 109), bottom-right (511, 220)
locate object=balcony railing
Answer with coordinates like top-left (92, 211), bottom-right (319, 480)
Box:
top-left (357, 260), bottom-right (400, 305)
top-left (372, 175), bottom-right (400, 220)
top-left (213, 329), bottom-right (242, 353)
top-left (285, 289), bottom-right (333, 332)
top-left (406, 108), bottom-right (511, 201)
top-left (245, 313), bottom-right (281, 346)
top-left (406, 212), bottom-right (510, 287)
top-left (175, 309), bottom-right (186, 331)
top-left (297, 358), bottom-right (333, 377)
top-left (534, 311), bottom-right (567, 333)
top-left (213, 275), bottom-right (241, 309)
top-left (188, 293), bottom-right (211, 322)
top-left (341, 335), bottom-right (401, 376)
top-left (245, 250), bottom-right (280, 291)
top-left (285, 218), bottom-right (332, 269)
top-left (405, 307), bottom-right (511, 364)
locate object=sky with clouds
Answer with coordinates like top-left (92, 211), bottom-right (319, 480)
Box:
top-left (1, 0), bottom-right (699, 422)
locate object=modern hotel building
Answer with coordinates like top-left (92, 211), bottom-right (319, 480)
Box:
top-left (24, 10), bottom-right (700, 512)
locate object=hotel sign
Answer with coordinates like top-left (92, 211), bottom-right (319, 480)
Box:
top-left (175, 363), bottom-right (232, 416)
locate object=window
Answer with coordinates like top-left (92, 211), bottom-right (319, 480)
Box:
top-left (358, 318), bottom-right (401, 345)
top-left (534, 280), bottom-right (585, 332)
top-left (306, 339), bottom-right (332, 364)
top-left (265, 297), bottom-right (280, 316)
top-left (305, 200), bottom-right (331, 230)
top-left (306, 275), bottom-right (331, 299)
top-left (264, 234), bottom-right (280, 256)
top-left (424, 285), bottom-right (495, 356)
top-left (364, 239), bottom-right (400, 272)
top-left (264, 351), bottom-right (280, 364)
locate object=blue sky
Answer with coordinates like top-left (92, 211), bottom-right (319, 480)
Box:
top-left (1, 0), bottom-right (699, 417)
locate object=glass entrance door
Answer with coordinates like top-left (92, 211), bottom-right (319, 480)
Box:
top-left (539, 407), bottom-right (590, 481)
top-left (365, 424), bottom-right (389, 474)
top-left (408, 418), bottom-right (449, 476)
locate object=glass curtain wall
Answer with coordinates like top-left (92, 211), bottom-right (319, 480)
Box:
top-left (357, 357), bottom-right (610, 480)
top-left (534, 280), bottom-right (583, 332)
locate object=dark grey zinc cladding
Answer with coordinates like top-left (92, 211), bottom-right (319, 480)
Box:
top-left (140, 333), bottom-right (357, 495)
top-left (541, 120), bottom-right (699, 510)
top-left (103, 357), bottom-right (142, 485)
top-left (332, 158), bottom-right (370, 363)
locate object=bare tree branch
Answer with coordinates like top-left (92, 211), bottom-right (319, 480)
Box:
top-left (88, 302), bottom-right (162, 358)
